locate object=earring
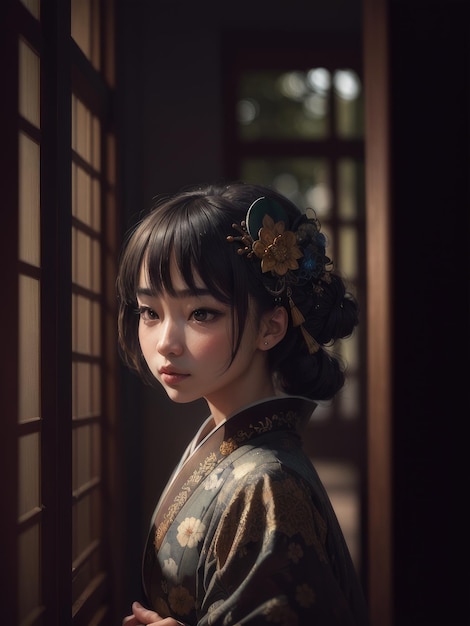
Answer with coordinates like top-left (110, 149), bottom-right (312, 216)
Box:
top-left (264, 341), bottom-right (269, 346)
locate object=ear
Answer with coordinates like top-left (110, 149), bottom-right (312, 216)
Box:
top-left (257, 306), bottom-right (288, 350)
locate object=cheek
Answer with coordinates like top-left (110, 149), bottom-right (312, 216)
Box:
top-left (189, 330), bottom-right (232, 361)
top-left (138, 323), bottom-right (152, 355)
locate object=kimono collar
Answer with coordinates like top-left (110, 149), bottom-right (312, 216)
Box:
top-left (213, 395), bottom-right (316, 455)
top-left (152, 396), bottom-right (316, 551)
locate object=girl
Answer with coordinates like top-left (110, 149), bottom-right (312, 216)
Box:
top-left (117, 182), bottom-right (369, 625)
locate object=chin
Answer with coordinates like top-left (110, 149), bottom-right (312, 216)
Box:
top-left (161, 388), bottom-right (201, 405)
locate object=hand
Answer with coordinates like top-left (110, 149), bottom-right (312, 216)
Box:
top-left (122, 601), bottom-right (184, 626)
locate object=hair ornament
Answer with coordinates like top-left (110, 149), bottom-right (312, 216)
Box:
top-left (294, 208), bottom-right (331, 284)
top-left (228, 196), bottom-right (303, 276)
top-left (252, 213), bottom-right (303, 276)
top-left (226, 220), bottom-right (255, 257)
top-left (245, 196), bottom-right (288, 238)
top-left (287, 287), bottom-right (320, 354)
top-left (227, 196), bottom-right (330, 355)
top-left (300, 325), bottom-right (321, 354)
top-left (227, 197), bottom-right (330, 285)
top-left (287, 288), bottom-right (305, 327)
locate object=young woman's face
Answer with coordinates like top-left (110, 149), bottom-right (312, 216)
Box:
top-left (136, 260), bottom-right (274, 422)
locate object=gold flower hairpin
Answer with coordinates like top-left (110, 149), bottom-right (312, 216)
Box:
top-left (227, 196), bottom-right (302, 275)
top-left (252, 215), bottom-right (303, 276)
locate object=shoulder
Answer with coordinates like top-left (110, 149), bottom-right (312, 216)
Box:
top-left (217, 448), bottom-right (319, 522)
top-left (208, 454), bottom-right (330, 569)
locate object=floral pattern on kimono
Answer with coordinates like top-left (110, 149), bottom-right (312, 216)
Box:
top-left (142, 397), bottom-right (369, 625)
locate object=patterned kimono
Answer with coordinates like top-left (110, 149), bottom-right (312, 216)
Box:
top-left (142, 396), bottom-right (369, 625)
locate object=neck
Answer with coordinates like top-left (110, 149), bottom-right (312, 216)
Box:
top-left (207, 379), bottom-right (277, 425)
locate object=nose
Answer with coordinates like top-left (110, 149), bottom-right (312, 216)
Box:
top-left (156, 318), bottom-right (184, 357)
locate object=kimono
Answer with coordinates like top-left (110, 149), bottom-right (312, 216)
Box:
top-left (142, 396), bottom-right (369, 626)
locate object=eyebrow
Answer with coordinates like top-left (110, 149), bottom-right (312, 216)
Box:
top-left (136, 286), bottom-right (212, 299)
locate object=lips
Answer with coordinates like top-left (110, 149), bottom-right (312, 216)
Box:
top-left (158, 366), bottom-right (190, 385)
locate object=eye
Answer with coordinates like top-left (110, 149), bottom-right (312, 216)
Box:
top-left (192, 308), bottom-right (218, 322)
top-left (137, 306), bottom-right (159, 321)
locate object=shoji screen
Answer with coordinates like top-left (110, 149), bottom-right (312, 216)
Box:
top-left (0, 1), bottom-right (122, 624)
top-left (17, 21), bottom-right (43, 626)
top-left (70, 0), bottom-right (122, 621)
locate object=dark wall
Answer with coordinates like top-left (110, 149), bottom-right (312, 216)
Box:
top-left (389, 2), bottom-right (469, 625)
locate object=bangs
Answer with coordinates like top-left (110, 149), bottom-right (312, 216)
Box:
top-left (142, 197), bottom-right (237, 304)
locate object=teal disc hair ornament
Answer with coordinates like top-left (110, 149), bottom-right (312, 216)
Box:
top-left (245, 196), bottom-right (289, 239)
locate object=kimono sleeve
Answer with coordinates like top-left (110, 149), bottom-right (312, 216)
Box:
top-left (196, 463), bottom-right (362, 626)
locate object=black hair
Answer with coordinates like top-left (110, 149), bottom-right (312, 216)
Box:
top-left (116, 181), bottom-right (358, 399)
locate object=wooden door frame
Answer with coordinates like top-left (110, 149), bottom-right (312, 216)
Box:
top-left (362, 0), bottom-right (393, 624)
